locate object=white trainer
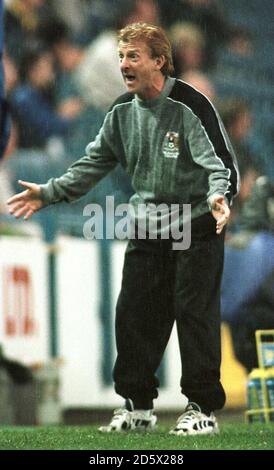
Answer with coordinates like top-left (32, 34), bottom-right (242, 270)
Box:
top-left (169, 402), bottom-right (219, 436)
top-left (98, 408), bottom-right (157, 433)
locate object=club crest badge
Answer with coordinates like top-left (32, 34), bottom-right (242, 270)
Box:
top-left (162, 131), bottom-right (180, 159)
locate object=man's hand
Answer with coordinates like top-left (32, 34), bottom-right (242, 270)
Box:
top-left (7, 180), bottom-right (43, 220)
top-left (210, 195), bottom-right (230, 234)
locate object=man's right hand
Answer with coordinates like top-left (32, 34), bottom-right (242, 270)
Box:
top-left (7, 180), bottom-right (43, 220)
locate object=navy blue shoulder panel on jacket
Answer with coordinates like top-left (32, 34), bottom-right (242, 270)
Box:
top-left (169, 79), bottom-right (239, 201)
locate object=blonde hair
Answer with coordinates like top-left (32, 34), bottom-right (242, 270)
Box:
top-left (118, 22), bottom-right (174, 76)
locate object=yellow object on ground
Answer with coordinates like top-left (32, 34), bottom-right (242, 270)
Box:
top-left (221, 323), bottom-right (247, 408)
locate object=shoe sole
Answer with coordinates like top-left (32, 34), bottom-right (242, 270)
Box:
top-left (98, 425), bottom-right (157, 433)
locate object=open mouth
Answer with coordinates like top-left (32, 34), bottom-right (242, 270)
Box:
top-left (124, 74), bottom-right (136, 84)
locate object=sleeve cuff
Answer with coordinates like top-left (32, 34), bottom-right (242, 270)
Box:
top-left (207, 194), bottom-right (230, 210)
top-left (40, 180), bottom-right (62, 207)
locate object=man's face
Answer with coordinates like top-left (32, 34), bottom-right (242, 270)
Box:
top-left (118, 41), bottom-right (161, 99)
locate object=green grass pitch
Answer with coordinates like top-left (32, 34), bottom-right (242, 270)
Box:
top-left (0, 423), bottom-right (273, 450)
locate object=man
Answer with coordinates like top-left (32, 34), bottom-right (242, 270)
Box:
top-left (7, 23), bottom-right (239, 435)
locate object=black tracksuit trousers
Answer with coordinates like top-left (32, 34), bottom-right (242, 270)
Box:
top-left (113, 213), bottom-right (226, 412)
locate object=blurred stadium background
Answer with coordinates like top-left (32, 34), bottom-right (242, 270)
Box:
top-left (0, 0), bottom-right (274, 428)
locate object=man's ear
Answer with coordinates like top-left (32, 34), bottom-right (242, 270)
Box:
top-left (155, 55), bottom-right (166, 70)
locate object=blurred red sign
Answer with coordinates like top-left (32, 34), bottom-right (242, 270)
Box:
top-left (3, 266), bottom-right (35, 336)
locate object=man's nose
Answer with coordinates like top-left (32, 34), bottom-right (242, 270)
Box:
top-left (120, 56), bottom-right (129, 69)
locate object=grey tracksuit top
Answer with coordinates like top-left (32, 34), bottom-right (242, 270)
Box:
top-left (40, 77), bottom-right (240, 225)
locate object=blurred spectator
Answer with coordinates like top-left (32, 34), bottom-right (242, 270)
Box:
top-left (38, 19), bottom-right (86, 119)
top-left (219, 98), bottom-right (261, 226)
top-left (75, 0), bottom-right (160, 47)
top-left (158, 0), bottom-right (230, 68)
top-left (37, 18), bottom-right (105, 162)
top-left (9, 40), bottom-right (73, 150)
top-left (3, 51), bottom-right (19, 97)
top-left (169, 22), bottom-right (206, 76)
top-left (49, 0), bottom-right (120, 46)
top-left (2, 51), bottom-right (19, 158)
top-left (4, 0), bottom-right (53, 64)
top-left (236, 176), bottom-right (274, 235)
top-left (48, 0), bottom-right (93, 39)
top-left (124, 0), bottom-right (160, 25)
top-left (180, 70), bottom-right (216, 102)
top-left (220, 99), bottom-right (255, 173)
top-left (226, 26), bottom-right (254, 58)
top-left (213, 26), bottom-right (255, 86)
